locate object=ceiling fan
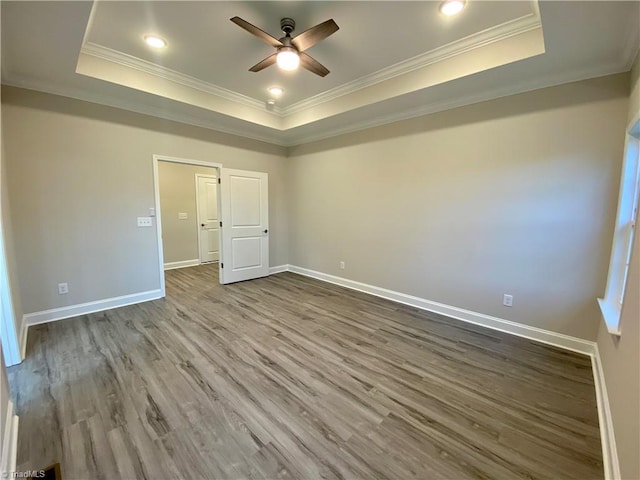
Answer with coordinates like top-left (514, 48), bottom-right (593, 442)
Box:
top-left (230, 16), bottom-right (339, 77)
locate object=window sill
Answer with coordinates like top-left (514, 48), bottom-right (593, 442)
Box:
top-left (597, 298), bottom-right (622, 336)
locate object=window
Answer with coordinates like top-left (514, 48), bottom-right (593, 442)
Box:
top-left (598, 118), bottom-right (640, 335)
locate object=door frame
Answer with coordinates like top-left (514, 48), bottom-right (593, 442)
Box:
top-left (194, 173), bottom-right (219, 265)
top-left (0, 215), bottom-right (21, 366)
top-left (152, 155), bottom-right (222, 296)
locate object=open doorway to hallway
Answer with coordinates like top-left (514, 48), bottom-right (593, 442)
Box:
top-left (157, 160), bottom-right (220, 271)
top-left (152, 155), bottom-right (271, 289)
top-left (153, 156), bottom-right (222, 290)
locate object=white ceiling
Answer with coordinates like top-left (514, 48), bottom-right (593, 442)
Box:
top-left (86, 1), bottom-right (534, 107)
top-left (2, 1), bottom-right (639, 146)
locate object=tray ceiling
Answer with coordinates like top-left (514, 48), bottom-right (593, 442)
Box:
top-left (2, 1), bottom-right (639, 146)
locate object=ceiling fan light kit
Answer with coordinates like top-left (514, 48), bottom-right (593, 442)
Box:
top-left (276, 47), bottom-right (300, 71)
top-left (230, 15), bottom-right (339, 77)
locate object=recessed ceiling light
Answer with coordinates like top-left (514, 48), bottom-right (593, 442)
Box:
top-left (439, 0), bottom-right (466, 16)
top-left (144, 35), bottom-right (167, 49)
top-left (268, 86), bottom-right (284, 97)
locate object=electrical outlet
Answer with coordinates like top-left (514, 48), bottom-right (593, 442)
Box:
top-left (503, 294), bottom-right (513, 307)
top-left (137, 217), bottom-right (153, 227)
top-left (58, 282), bottom-right (69, 295)
top-left (149, 207), bottom-right (156, 217)
top-left (339, 261), bottom-right (345, 270)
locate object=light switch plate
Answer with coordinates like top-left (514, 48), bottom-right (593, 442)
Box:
top-left (503, 294), bottom-right (514, 307)
top-left (137, 217), bottom-right (153, 227)
top-left (178, 212), bottom-right (188, 220)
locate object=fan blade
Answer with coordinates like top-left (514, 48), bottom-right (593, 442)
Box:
top-left (230, 16), bottom-right (283, 48)
top-left (291, 19), bottom-right (339, 52)
top-left (249, 53), bottom-right (277, 72)
top-left (299, 52), bottom-right (330, 77)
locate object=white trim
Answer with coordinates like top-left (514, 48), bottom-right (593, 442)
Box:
top-left (1, 400), bottom-right (19, 478)
top-left (81, 42), bottom-right (269, 114)
top-left (598, 118), bottom-right (640, 335)
top-left (597, 298), bottom-right (622, 336)
top-left (3, 55), bottom-right (629, 148)
top-left (268, 265), bottom-right (289, 275)
top-left (284, 63), bottom-right (630, 147)
top-left (152, 157), bottom-right (166, 298)
top-left (591, 345), bottom-right (621, 480)
top-left (286, 265), bottom-right (596, 356)
top-left (1, 78), bottom-right (288, 147)
top-left (0, 193), bottom-right (21, 366)
top-left (164, 259), bottom-right (201, 271)
top-left (154, 155), bottom-right (222, 170)
top-left (22, 289), bottom-right (163, 328)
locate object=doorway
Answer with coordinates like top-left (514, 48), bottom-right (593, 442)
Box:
top-left (152, 155), bottom-right (270, 291)
top-left (153, 155), bottom-right (222, 293)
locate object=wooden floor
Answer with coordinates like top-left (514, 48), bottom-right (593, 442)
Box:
top-left (8, 264), bottom-right (603, 479)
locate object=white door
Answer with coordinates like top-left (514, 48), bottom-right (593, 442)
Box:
top-left (196, 175), bottom-right (219, 263)
top-left (220, 168), bottom-right (269, 284)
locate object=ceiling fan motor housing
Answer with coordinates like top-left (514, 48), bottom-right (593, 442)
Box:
top-left (280, 18), bottom-right (295, 35)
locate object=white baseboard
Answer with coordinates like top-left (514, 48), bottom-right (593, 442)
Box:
top-left (287, 265), bottom-right (596, 356)
top-left (591, 345), bottom-right (620, 480)
top-left (164, 259), bottom-right (201, 270)
top-left (1, 400), bottom-right (19, 478)
top-left (269, 264), bottom-right (289, 275)
top-left (22, 289), bottom-right (164, 328)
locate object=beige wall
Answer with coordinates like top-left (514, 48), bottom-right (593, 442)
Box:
top-left (2, 86), bottom-right (288, 315)
top-left (288, 74), bottom-right (629, 341)
top-left (0, 57), bottom-right (637, 475)
top-left (597, 51), bottom-right (640, 480)
top-left (158, 162), bottom-right (217, 265)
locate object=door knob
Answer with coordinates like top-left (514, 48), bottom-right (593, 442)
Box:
top-left (263, 229), bottom-right (268, 234)
top-left (201, 224), bottom-right (205, 227)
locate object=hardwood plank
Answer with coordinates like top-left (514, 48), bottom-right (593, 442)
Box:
top-left (8, 264), bottom-right (603, 479)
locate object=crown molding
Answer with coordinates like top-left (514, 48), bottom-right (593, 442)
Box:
top-left (281, 8), bottom-right (542, 116)
top-left (80, 3), bottom-right (541, 121)
top-left (284, 60), bottom-right (630, 147)
top-left (81, 42), bottom-right (279, 116)
top-left (0, 75), bottom-right (288, 146)
top-left (3, 50), bottom-right (628, 150)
